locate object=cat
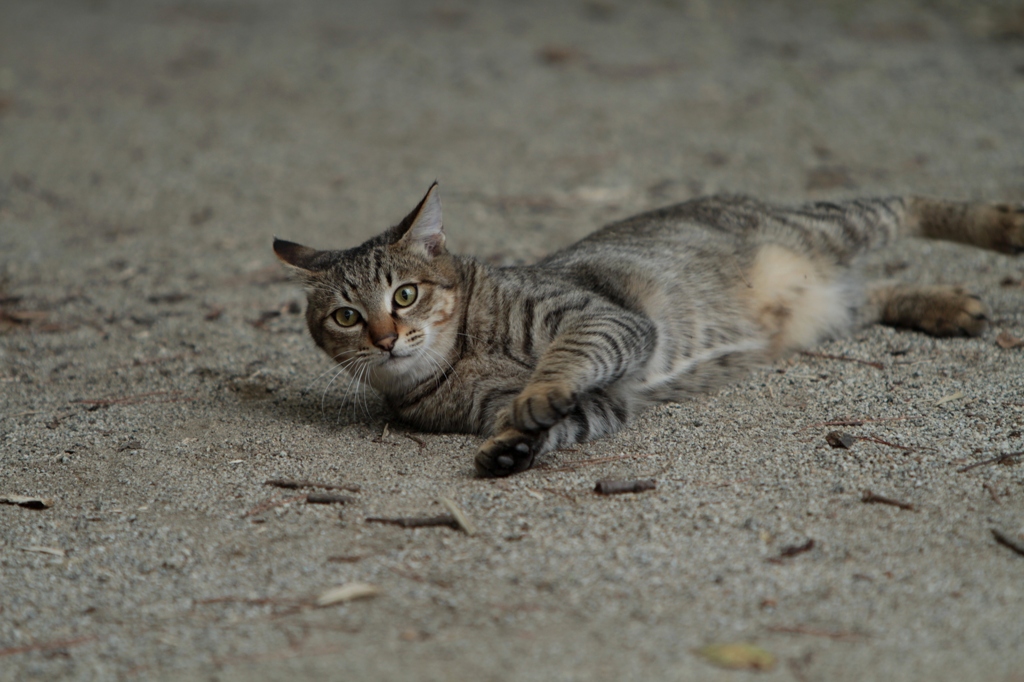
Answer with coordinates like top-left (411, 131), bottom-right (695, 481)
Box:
top-left (274, 183), bottom-right (1023, 477)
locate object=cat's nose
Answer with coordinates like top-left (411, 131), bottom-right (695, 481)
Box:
top-left (373, 333), bottom-right (398, 352)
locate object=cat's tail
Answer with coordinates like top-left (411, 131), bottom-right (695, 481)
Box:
top-left (786, 196), bottom-right (1024, 262)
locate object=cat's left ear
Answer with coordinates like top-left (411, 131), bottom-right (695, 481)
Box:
top-left (273, 238), bottom-right (320, 271)
top-left (393, 182), bottom-right (446, 257)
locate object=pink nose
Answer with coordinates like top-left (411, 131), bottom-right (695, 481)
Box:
top-left (373, 334), bottom-right (397, 352)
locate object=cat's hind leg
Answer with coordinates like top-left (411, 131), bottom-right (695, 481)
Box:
top-left (853, 198), bottom-right (1024, 336)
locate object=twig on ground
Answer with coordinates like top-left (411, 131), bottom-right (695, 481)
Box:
top-left (71, 390), bottom-right (194, 408)
top-left (305, 492), bottom-right (355, 505)
top-left (983, 482), bottom-right (1002, 504)
top-left (212, 643), bottom-right (350, 667)
top-left (861, 490), bottom-right (915, 511)
top-left (767, 625), bottom-right (864, 642)
top-left (539, 452), bottom-right (659, 473)
top-left (855, 435), bottom-right (921, 452)
top-left (797, 416), bottom-right (921, 432)
top-left (585, 60), bottom-right (683, 80)
top-left (957, 451), bottom-right (1024, 473)
top-left (685, 478), bottom-right (753, 488)
top-left (992, 529), bottom-right (1024, 557)
top-left (389, 566), bottom-right (427, 583)
top-left (799, 351), bottom-right (884, 370)
top-left (365, 514), bottom-right (459, 529)
top-left (195, 596), bottom-right (302, 607)
top-left (0, 636), bottom-right (96, 658)
top-left (594, 479), bottom-right (657, 495)
top-left (0, 494), bottom-right (53, 509)
top-left (767, 539), bottom-right (815, 564)
top-left (264, 479), bottom-right (360, 492)
top-left (242, 494), bottom-right (306, 518)
top-left (439, 497), bottom-right (476, 536)
top-left (403, 433), bottom-right (426, 448)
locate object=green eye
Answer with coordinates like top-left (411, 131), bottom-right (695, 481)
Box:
top-left (332, 308), bottom-right (361, 327)
top-left (393, 284), bottom-right (418, 308)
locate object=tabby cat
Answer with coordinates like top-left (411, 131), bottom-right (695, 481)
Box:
top-left (274, 183), bottom-right (1023, 476)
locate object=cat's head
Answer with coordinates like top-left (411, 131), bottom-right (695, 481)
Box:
top-left (273, 182), bottom-right (462, 395)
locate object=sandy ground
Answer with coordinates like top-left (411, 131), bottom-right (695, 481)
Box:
top-left (2, 1), bottom-right (1024, 680)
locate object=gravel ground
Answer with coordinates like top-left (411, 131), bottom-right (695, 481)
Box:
top-left (2, 1), bottom-right (1023, 680)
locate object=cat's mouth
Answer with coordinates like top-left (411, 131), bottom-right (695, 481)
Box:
top-left (376, 349), bottom-right (412, 363)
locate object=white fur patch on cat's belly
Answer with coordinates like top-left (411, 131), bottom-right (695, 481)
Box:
top-left (637, 339), bottom-right (767, 390)
top-left (740, 244), bottom-right (854, 356)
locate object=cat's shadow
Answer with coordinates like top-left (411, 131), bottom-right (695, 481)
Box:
top-left (245, 385), bottom-right (391, 432)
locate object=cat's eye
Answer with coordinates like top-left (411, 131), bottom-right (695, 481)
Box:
top-left (393, 284), bottom-right (418, 308)
top-left (332, 308), bottom-right (361, 327)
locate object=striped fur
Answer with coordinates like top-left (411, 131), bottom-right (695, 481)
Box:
top-left (275, 185), bottom-right (1024, 476)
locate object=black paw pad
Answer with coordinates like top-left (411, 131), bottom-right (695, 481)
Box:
top-left (475, 435), bottom-right (536, 478)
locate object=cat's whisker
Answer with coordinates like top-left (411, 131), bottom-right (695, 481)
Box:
top-left (356, 362), bottom-right (375, 421)
top-left (334, 372), bottom-right (357, 423)
top-left (339, 356), bottom-right (372, 417)
top-left (321, 360), bottom-right (357, 418)
top-left (305, 351), bottom-right (358, 395)
top-left (420, 345), bottom-right (459, 389)
top-left (327, 352), bottom-right (373, 420)
top-left (416, 348), bottom-right (445, 394)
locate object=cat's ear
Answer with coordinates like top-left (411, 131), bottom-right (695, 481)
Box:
top-left (273, 238), bottom-right (320, 271)
top-left (392, 182), bottom-right (446, 257)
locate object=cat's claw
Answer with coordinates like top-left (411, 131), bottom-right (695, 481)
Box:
top-left (475, 429), bottom-right (536, 477)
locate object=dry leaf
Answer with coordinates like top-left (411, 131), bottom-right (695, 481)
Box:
top-left (825, 431), bottom-right (856, 449)
top-left (315, 582), bottom-right (380, 607)
top-left (0, 494), bottom-right (54, 509)
top-left (19, 546), bottom-right (65, 557)
top-left (695, 643), bottom-right (777, 671)
top-left (439, 496), bottom-right (476, 536)
top-left (996, 331), bottom-right (1024, 349)
top-left (935, 391), bottom-right (965, 406)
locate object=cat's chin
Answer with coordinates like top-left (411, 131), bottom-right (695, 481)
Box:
top-left (366, 352), bottom-right (433, 395)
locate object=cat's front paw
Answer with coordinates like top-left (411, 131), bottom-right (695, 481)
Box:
top-left (511, 382), bottom-right (576, 432)
top-left (475, 429), bottom-right (537, 477)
